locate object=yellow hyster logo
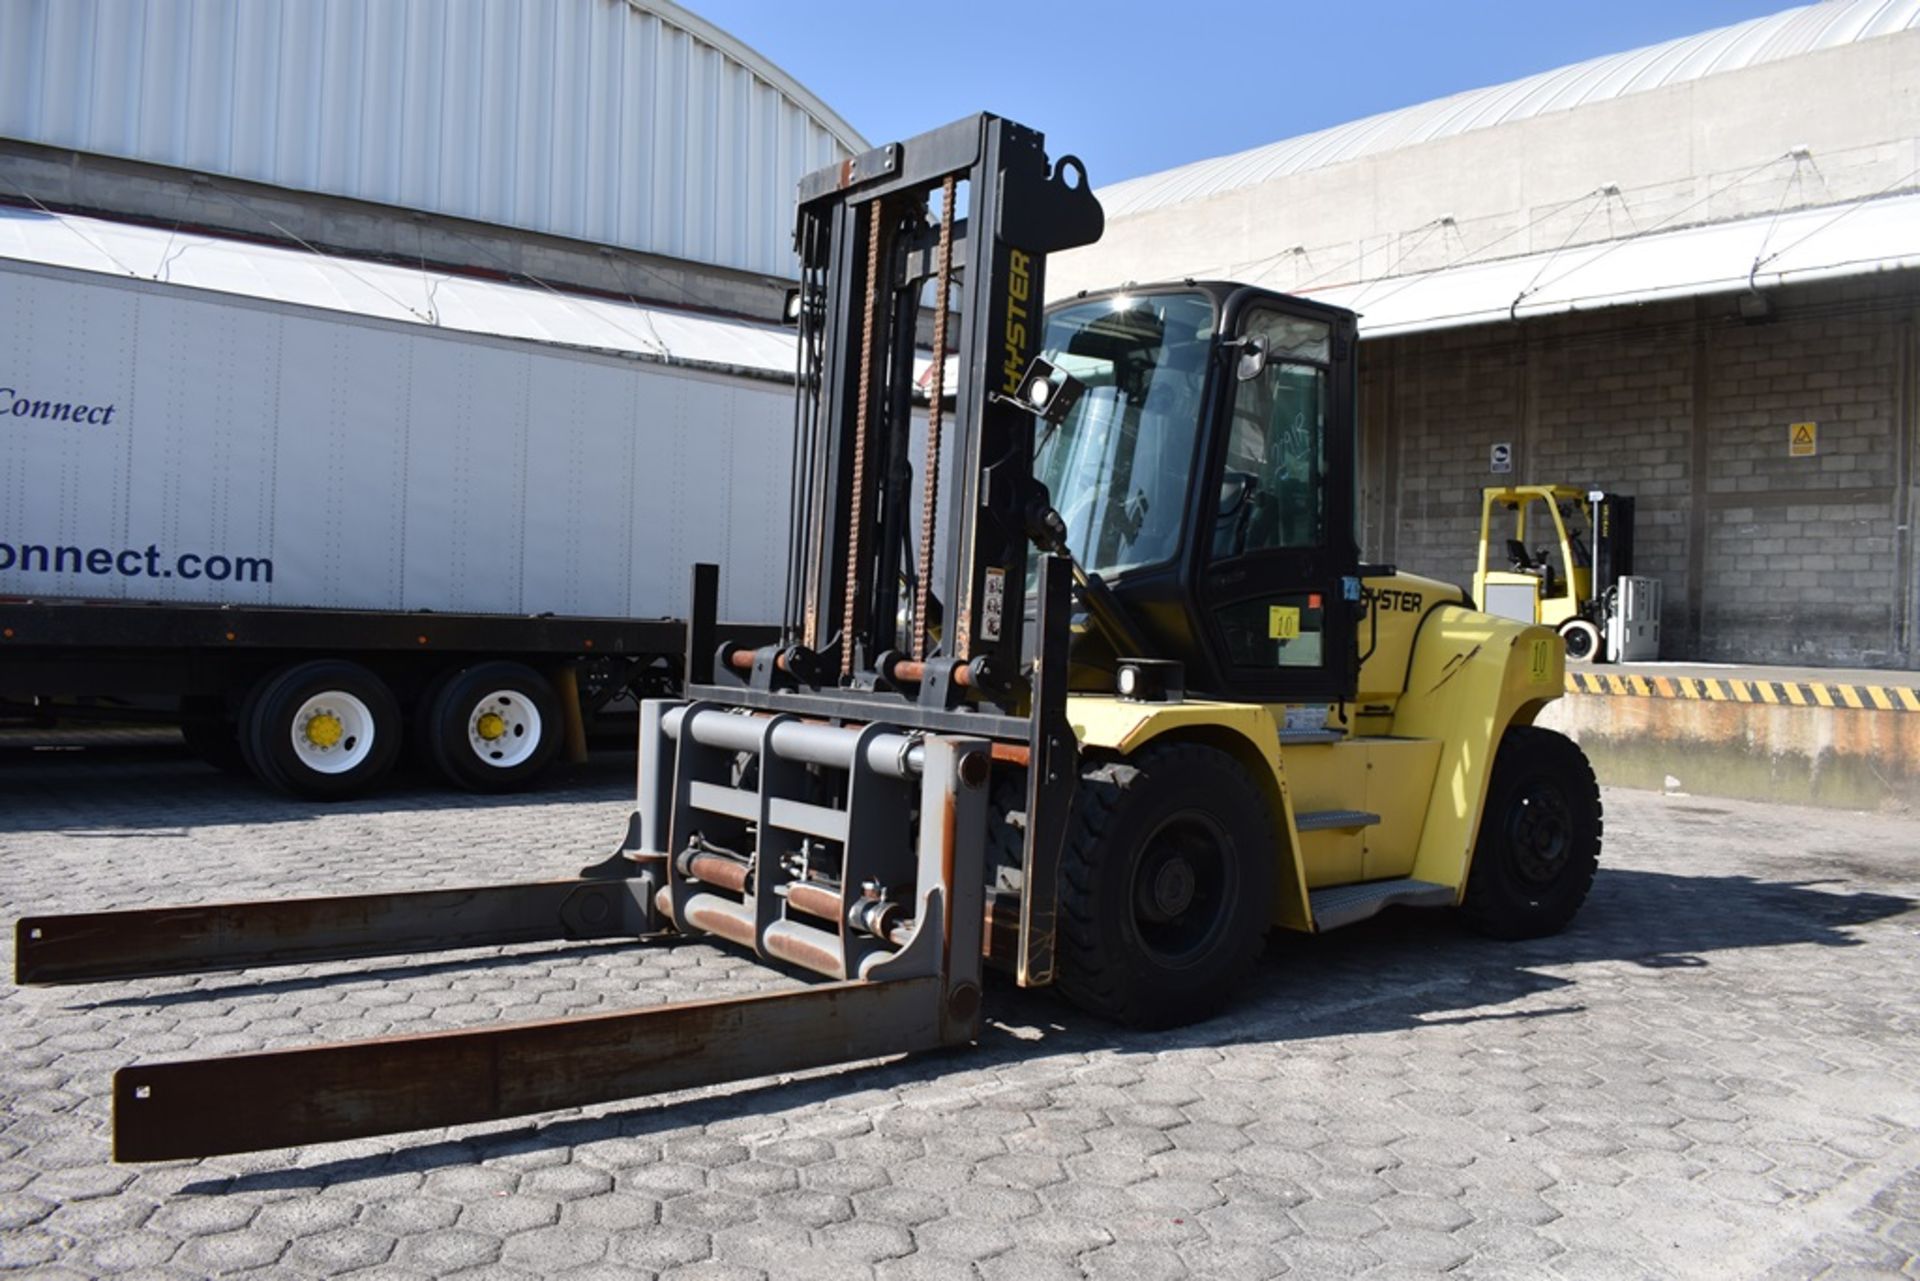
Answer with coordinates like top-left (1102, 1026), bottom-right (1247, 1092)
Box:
top-left (1002, 249), bottom-right (1032, 394)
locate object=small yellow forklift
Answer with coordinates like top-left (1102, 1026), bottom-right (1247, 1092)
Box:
top-left (1473, 484), bottom-right (1660, 663)
top-left (17, 113), bottom-right (1603, 1162)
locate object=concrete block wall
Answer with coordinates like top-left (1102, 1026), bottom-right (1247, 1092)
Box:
top-left (1361, 271), bottom-right (1919, 669)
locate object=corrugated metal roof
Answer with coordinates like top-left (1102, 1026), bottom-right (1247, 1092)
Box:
top-left (1311, 190), bottom-right (1920, 336)
top-left (0, 0), bottom-right (866, 278)
top-left (1100, 0), bottom-right (1920, 218)
top-left (0, 205), bottom-right (797, 378)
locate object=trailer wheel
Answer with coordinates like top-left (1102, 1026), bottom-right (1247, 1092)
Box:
top-left (241, 661), bottom-right (402, 799)
top-left (1558, 618), bottom-right (1602, 664)
top-left (425, 662), bottom-right (561, 792)
top-left (1459, 726), bottom-right (1602, 940)
top-left (179, 698), bottom-right (248, 775)
top-left (1056, 743), bottom-right (1274, 1029)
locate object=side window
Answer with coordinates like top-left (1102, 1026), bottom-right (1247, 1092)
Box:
top-left (1511, 497), bottom-right (1570, 600)
top-left (1211, 310), bottom-right (1335, 670)
top-left (1215, 316), bottom-right (1330, 561)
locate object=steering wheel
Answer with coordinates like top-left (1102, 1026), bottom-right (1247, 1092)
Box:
top-left (1056, 485), bottom-right (1149, 560)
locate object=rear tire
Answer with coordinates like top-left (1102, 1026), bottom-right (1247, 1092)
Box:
top-left (424, 662), bottom-right (562, 792)
top-left (240, 660), bottom-right (402, 800)
top-left (1056, 743), bottom-right (1275, 1029)
top-left (1459, 726), bottom-right (1601, 940)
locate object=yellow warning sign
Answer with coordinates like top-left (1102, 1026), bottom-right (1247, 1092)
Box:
top-left (1268, 605), bottom-right (1301, 641)
top-left (1789, 421), bottom-right (1817, 457)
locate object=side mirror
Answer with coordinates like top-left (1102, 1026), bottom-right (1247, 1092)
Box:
top-left (1235, 335), bottom-right (1268, 382)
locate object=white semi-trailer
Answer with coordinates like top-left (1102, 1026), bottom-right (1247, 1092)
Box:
top-left (1, 210), bottom-right (792, 798)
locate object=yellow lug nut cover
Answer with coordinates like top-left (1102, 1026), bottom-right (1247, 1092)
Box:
top-left (305, 712), bottom-right (344, 748)
top-left (476, 711), bottom-right (508, 741)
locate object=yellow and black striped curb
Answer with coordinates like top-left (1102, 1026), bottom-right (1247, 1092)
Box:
top-left (1565, 671), bottom-right (1920, 711)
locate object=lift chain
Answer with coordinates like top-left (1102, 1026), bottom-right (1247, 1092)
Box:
top-left (842, 198), bottom-right (888, 679)
top-left (915, 177), bottom-right (958, 661)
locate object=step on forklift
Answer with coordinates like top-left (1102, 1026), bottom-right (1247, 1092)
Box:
top-left (14, 113), bottom-right (1602, 1163)
top-left (1473, 484), bottom-right (1661, 663)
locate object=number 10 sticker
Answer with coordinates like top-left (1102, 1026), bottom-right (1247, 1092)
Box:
top-left (1268, 605), bottom-right (1301, 640)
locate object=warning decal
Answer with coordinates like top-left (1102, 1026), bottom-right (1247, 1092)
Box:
top-left (1789, 422), bottom-right (1817, 457)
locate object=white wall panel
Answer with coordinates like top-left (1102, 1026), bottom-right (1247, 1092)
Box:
top-left (0, 0), bottom-right (863, 277)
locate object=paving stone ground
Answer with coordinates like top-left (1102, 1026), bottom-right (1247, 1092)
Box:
top-left (2, 735), bottom-right (1917, 1280)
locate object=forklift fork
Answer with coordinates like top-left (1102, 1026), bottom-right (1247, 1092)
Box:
top-left (15, 732), bottom-right (990, 1162)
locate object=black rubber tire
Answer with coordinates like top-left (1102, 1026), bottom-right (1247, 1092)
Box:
top-left (178, 700), bottom-right (249, 775)
top-left (240, 660), bottom-right (402, 800)
top-left (1459, 726), bottom-right (1602, 940)
top-left (986, 766), bottom-right (1029, 896)
top-left (1056, 743), bottom-right (1276, 1029)
top-left (424, 661), bottom-right (563, 793)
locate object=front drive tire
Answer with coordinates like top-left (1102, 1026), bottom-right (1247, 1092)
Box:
top-left (1057, 743), bottom-right (1276, 1029)
top-left (240, 660), bottom-right (402, 800)
top-left (1459, 726), bottom-right (1602, 940)
top-left (424, 662), bottom-right (562, 792)
top-left (1559, 617), bottom-right (1603, 664)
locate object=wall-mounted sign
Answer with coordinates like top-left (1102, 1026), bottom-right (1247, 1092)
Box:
top-left (1490, 442), bottom-right (1513, 474)
top-left (1789, 421), bottom-right (1817, 457)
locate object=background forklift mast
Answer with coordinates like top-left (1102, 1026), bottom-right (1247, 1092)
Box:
top-left (1474, 485), bottom-right (1660, 663)
top-left (14, 112), bottom-right (1603, 1164)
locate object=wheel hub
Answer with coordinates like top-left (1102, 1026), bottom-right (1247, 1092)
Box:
top-left (287, 690), bottom-right (375, 774)
top-left (1147, 859), bottom-right (1197, 920)
top-left (1130, 815), bottom-right (1233, 963)
top-left (1508, 781), bottom-right (1574, 884)
top-left (464, 691), bottom-right (542, 768)
top-left (303, 712), bottom-right (344, 749)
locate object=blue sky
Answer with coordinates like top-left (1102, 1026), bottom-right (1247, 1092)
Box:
top-left (695, 1), bottom-right (1801, 188)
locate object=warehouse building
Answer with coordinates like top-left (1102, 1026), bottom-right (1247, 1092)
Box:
top-left (1054, 0), bottom-right (1920, 670)
top-left (0, 0), bottom-right (862, 324)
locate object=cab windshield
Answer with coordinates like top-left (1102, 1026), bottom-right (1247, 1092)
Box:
top-left (1033, 292), bottom-right (1215, 578)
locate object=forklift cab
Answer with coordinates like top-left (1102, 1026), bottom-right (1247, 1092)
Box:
top-left (1474, 485), bottom-right (1594, 633)
top-left (1034, 283), bottom-right (1360, 703)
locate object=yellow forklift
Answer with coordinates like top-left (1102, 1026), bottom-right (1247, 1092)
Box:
top-left (16, 113), bottom-right (1603, 1161)
top-left (1473, 484), bottom-right (1659, 664)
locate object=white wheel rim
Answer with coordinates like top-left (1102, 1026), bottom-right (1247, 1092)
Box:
top-left (464, 689), bottom-right (543, 769)
top-left (288, 691), bottom-right (377, 775)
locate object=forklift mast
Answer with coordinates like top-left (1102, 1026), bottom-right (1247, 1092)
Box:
top-left (1589, 491), bottom-right (1635, 603)
top-left (719, 112), bottom-right (1103, 720)
top-left (680, 111), bottom-right (1108, 990)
